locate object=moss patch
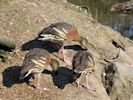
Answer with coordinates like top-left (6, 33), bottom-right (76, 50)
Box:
top-left (0, 49), bottom-right (10, 62)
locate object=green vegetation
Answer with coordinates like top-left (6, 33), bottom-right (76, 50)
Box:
top-left (0, 49), bottom-right (10, 61)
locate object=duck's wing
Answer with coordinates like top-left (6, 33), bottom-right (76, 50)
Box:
top-left (73, 50), bottom-right (95, 71)
top-left (19, 49), bottom-right (50, 80)
top-left (38, 27), bottom-right (67, 42)
top-left (38, 22), bottom-right (76, 42)
top-left (72, 51), bottom-right (84, 71)
top-left (19, 58), bottom-right (35, 80)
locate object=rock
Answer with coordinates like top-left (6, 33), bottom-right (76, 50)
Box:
top-left (103, 50), bottom-right (133, 100)
top-left (0, 0), bottom-right (133, 100)
top-left (0, 35), bottom-right (16, 51)
top-left (0, 35), bottom-right (16, 62)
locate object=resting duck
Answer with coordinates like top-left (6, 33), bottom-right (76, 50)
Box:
top-left (110, 0), bottom-right (133, 13)
top-left (72, 50), bottom-right (95, 91)
top-left (19, 48), bottom-right (59, 90)
top-left (38, 22), bottom-right (88, 66)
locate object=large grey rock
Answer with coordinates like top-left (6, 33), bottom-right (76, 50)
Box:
top-left (104, 50), bottom-right (133, 100)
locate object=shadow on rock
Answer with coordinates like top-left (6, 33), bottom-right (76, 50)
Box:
top-left (64, 44), bottom-right (85, 51)
top-left (21, 38), bottom-right (85, 53)
top-left (2, 66), bottom-right (23, 88)
top-left (51, 67), bottom-right (80, 89)
top-left (2, 66), bottom-right (80, 89)
top-left (21, 38), bottom-right (62, 53)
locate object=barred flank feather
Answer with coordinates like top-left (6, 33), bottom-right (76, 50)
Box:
top-left (19, 67), bottom-right (42, 80)
top-left (87, 56), bottom-right (94, 67)
top-left (38, 34), bottom-right (65, 41)
top-left (19, 69), bottom-right (34, 80)
top-left (53, 27), bottom-right (67, 39)
top-left (22, 69), bottom-right (33, 79)
top-left (38, 34), bottom-right (56, 40)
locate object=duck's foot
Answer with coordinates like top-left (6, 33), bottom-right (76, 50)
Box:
top-left (80, 83), bottom-right (96, 91)
top-left (35, 84), bottom-right (50, 91)
top-left (86, 86), bottom-right (96, 92)
top-left (75, 80), bottom-right (83, 88)
top-left (76, 82), bottom-right (96, 91)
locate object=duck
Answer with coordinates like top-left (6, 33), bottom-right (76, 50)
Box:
top-left (38, 22), bottom-right (88, 66)
top-left (110, 0), bottom-right (133, 13)
top-left (19, 48), bottom-right (59, 90)
top-left (72, 50), bottom-right (95, 91)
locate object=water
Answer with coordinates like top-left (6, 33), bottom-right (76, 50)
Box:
top-left (67, 0), bottom-right (133, 40)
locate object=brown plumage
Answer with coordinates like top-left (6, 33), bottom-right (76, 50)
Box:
top-left (38, 22), bottom-right (80, 42)
top-left (38, 22), bottom-right (88, 66)
top-left (110, 0), bottom-right (133, 13)
top-left (19, 48), bottom-right (59, 90)
top-left (72, 50), bottom-right (95, 91)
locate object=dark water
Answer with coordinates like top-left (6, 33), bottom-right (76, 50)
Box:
top-left (67, 0), bottom-right (133, 40)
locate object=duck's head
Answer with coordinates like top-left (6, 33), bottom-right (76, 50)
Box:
top-left (50, 58), bottom-right (60, 71)
top-left (110, 3), bottom-right (124, 12)
top-left (79, 36), bottom-right (88, 50)
top-left (72, 50), bottom-right (88, 73)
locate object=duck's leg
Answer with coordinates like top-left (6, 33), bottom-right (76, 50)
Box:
top-left (59, 46), bottom-right (71, 66)
top-left (75, 72), bottom-right (83, 88)
top-left (86, 74), bottom-right (96, 91)
top-left (34, 73), bottom-right (49, 91)
top-left (75, 77), bottom-right (82, 88)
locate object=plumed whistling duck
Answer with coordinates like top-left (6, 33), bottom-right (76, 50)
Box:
top-left (110, 0), bottom-right (133, 13)
top-left (72, 50), bottom-right (95, 91)
top-left (38, 22), bottom-right (88, 66)
top-left (19, 48), bottom-right (59, 90)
